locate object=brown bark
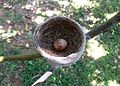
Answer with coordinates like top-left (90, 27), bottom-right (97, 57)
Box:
top-left (0, 53), bottom-right (41, 62)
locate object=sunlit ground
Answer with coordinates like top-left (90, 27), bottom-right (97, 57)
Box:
top-left (91, 80), bottom-right (120, 86)
top-left (87, 38), bottom-right (109, 60)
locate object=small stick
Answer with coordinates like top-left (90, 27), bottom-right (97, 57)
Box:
top-left (43, 30), bottom-right (54, 36)
top-left (32, 65), bottom-right (59, 86)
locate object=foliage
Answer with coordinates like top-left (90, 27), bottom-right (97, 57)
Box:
top-left (0, 0), bottom-right (120, 86)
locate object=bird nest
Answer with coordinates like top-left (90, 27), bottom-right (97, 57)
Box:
top-left (34, 17), bottom-right (83, 57)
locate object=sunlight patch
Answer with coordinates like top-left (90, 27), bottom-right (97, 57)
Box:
top-left (0, 29), bottom-right (5, 34)
top-left (105, 12), bottom-right (118, 20)
top-left (0, 29), bottom-right (17, 40)
top-left (84, 14), bottom-right (100, 24)
top-left (72, 0), bottom-right (97, 8)
top-left (94, 69), bottom-right (101, 74)
top-left (108, 80), bottom-right (120, 86)
top-left (0, 25), bottom-right (3, 29)
top-left (45, 10), bottom-right (54, 17)
top-left (92, 69), bottom-right (101, 78)
top-left (91, 80), bottom-right (97, 86)
top-left (58, 1), bottom-right (69, 7)
top-left (86, 38), bottom-right (109, 60)
top-left (0, 56), bottom-right (4, 62)
top-left (32, 16), bottom-right (45, 24)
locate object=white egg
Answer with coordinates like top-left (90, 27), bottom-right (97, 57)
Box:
top-left (54, 39), bottom-right (68, 50)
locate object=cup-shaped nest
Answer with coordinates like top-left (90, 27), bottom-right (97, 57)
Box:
top-left (34, 17), bottom-right (84, 57)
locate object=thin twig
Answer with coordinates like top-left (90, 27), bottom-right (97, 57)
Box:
top-left (32, 65), bottom-right (59, 86)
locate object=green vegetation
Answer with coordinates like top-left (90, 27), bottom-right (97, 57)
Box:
top-left (0, 0), bottom-right (120, 86)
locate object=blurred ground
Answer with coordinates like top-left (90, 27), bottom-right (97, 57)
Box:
top-left (0, 0), bottom-right (120, 86)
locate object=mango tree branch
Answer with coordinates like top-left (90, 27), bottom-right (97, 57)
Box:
top-left (87, 12), bottom-right (120, 39)
top-left (0, 12), bottom-right (120, 63)
top-left (0, 53), bottom-right (41, 62)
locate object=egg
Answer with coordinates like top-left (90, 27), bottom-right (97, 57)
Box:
top-left (54, 39), bottom-right (68, 50)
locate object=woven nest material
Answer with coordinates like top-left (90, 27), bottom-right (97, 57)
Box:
top-left (34, 17), bottom-right (84, 57)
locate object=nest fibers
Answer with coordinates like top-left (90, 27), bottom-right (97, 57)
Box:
top-left (34, 16), bottom-right (86, 65)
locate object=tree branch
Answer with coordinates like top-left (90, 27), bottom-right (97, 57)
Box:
top-left (0, 12), bottom-right (120, 62)
top-left (87, 12), bottom-right (120, 39)
top-left (0, 53), bottom-right (41, 62)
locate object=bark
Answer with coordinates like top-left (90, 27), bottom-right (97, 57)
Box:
top-left (0, 53), bottom-right (40, 62)
top-left (87, 12), bottom-right (120, 39)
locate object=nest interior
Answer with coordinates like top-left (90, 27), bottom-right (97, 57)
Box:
top-left (35, 17), bottom-right (83, 57)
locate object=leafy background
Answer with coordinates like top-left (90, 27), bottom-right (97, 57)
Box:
top-left (0, 0), bottom-right (120, 86)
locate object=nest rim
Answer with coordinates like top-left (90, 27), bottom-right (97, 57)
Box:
top-left (34, 16), bottom-right (86, 65)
